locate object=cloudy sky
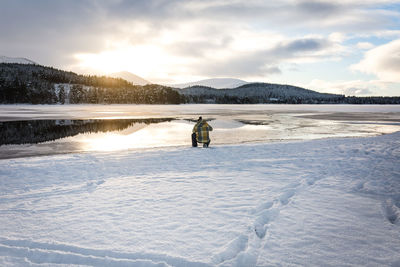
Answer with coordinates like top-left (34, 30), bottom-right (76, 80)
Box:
top-left (1, 0), bottom-right (400, 96)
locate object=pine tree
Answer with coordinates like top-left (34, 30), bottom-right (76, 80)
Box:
top-left (58, 85), bottom-right (66, 104)
top-left (69, 84), bottom-right (86, 104)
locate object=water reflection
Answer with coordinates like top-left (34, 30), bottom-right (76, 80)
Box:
top-left (79, 120), bottom-right (194, 151)
top-left (0, 118), bottom-right (173, 145)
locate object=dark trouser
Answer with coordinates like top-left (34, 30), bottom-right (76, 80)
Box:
top-left (192, 133), bottom-right (211, 148)
top-left (191, 133), bottom-right (198, 147)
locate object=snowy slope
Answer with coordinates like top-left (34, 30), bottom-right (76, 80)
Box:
top-left (171, 78), bottom-right (248, 89)
top-left (179, 82), bottom-right (343, 101)
top-left (109, 71), bottom-right (150, 85)
top-left (0, 55), bottom-right (36, 64)
top-left (1, 133), bottom-right (400, 266)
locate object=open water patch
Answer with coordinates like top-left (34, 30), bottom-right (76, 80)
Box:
top-left (1, 108), bottom-right (400, 159)
top-left (0, 118), bottom-right (174, 146)
top-left (0, 118), bottom-right (177, 158)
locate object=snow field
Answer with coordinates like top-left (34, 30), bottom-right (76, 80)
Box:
top-left (1, 132), bottom-right (400, 266)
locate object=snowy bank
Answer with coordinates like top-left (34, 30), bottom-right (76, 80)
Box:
top-left (1, 133), bottom-right (400, 266)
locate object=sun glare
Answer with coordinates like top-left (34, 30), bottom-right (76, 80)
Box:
top-left (78, 121), bottom-right (192, 152)
top-left (74, 45), bottom-right (165, 76)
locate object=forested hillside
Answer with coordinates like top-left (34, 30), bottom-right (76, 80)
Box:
top-left (178, 84), bottom-right (400, 104)
top-left (1, 63), bottom-right (399, 104)
top-left (0, 63), bottom-right (182, 104)
top-left (179, 83), bottom-right (345, 104)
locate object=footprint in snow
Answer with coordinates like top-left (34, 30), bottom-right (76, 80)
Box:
top-left (251, 201), bottom-right (274, 215)
top-left (382, 199), bottom-right (400, 225)
top-left (279, 189), bottom-right (296, 205)
top-left (254, 208), bottom-right (279, 239)
top-left (86, 180), bottom-right (105, 192)
top-left (212, 234), bottom-right (248, 264)
top-left (306, 177), bottom-right (317, 185)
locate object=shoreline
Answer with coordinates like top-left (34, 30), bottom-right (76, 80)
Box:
top-left (1, 131), bottom-right (398, 160)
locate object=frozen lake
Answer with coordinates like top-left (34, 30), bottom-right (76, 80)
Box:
top-left (1, 104), bottom-right (400, 158)
top-left (1, 104), bottom-right (400, 266)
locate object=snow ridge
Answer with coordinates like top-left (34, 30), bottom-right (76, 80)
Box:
top-left (0, 55), bottom-right (36, 64)
top-left (0, 238), bottom-right (211, 267)
top-left (171, 78), bottom-right (248, 89)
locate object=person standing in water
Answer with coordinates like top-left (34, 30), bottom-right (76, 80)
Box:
top-left (192, 116), bottom-right (213, 148)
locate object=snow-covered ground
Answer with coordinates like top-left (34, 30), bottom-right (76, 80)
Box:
top-left (1, 131), bottom-right (400, 266)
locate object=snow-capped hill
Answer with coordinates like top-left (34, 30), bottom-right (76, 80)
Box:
top-left (0, 55), bottom-right (36, 64)
top-left (109, 71), bottom-right (150, 85)
top-left (172, 78), bottom-right (248, 89)
top-left (178, 82), bottom-right (345, 103)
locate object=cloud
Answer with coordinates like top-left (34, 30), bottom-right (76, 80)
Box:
top-left (307, 79), bottom-right (396, 96)
top-left (0, 0), bottom-right (112, 67)
top-left (343, 87), bottom-right (373, 96)
top-left (190, 0), bottom-right (400, 33)
top-left (351, 39), bottom-right (400, 82)
top-left (165, 37), bottom-right (234, 58)
top-left (0, 0), bottom-right (399, 89)
top-left (295, 1), bottom-right (343, 19)
top-left (274, 38), bottom-right (334, 57)
top-left (190, 36), bottom-right (344, 79)
top-left (356, 42), bottom-right (375, 50)
top-left (194, 55), bottom-right (282, 78)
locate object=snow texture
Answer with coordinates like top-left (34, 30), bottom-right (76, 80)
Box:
top-left (171, 78), bottom-right (248, 89)
top-left (1, 132), bottom-right (400, 266)
top-left (0, 56), bottom-right (36, 65)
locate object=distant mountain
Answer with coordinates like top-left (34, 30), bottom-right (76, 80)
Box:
top-left (109, 71), bottom-right (150, 85)
top-left (0, 55), bottom-right (36, 64)
top-left (171, 78), bottom-right (248, 89)
top-left (177, 83), bottom-right (346, 104)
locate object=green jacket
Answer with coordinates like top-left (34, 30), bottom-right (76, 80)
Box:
top-left (192, 120), bottom-right (213, 143)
